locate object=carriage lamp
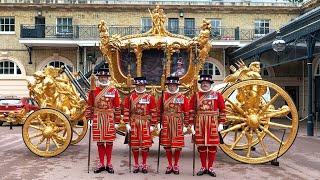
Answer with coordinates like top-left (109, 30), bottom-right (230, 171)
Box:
top-left (272, 37), bottom-right (286, 52)
top-left (272, 37), bottom-right (286, 63)
top-left (179, 10), bottom-right (184, 17)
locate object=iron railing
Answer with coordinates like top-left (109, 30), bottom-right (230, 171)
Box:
top-left (20, 24), bottom-right (274, 41)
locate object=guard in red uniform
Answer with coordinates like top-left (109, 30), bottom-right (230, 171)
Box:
top-left (189, 74), bottom-right (226, 177)
top-left (86, 68), bottom-right (121, 174)
top-left (123, 77), bottom-right (157, 174)
top-left (158, 76), bottom-right (189, 175)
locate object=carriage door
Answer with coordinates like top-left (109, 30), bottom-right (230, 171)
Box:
top-left (35, 16), bottom-right (45, 38)
top-left (314, 76), bottom-right (320, 131)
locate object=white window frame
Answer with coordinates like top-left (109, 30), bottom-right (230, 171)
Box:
top-left (44, 60), bottom-right (74, 72)
top-left (0, 17), bottom-right (15, 34)
top-left (199, 61), bottom-right (223, 78)
top-left (210, 18), bottom-right (222, 36)
top-left (168, 18), bottom-right (179, 34)
top-left (141, 17), bottom-right (152, 33)
top-left (254, 19), bottom-right (270, 37)
top-left (0, 60), bottom-right (22, 75)
top-left (56, 17), bottom-right (73, 34)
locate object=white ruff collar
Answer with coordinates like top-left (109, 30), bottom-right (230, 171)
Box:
top-left (135, 88), bottom-right (146, 94)
top-left (166, 87), bottom-right (179, 94)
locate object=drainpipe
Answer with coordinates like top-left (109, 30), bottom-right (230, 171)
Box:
top-left (307, 35), bottom-right (316, 136)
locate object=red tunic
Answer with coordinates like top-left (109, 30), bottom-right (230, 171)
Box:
top-left (159, 92), bottom-right (189, 148)
top-left (123, 91), bottom-right (157, 148)
top-left (87, 86), bottom-right (121, 142)
top-left (189, 90), bottom-right (226, 146)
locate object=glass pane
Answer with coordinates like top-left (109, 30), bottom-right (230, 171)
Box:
top-left (0, 62), bottom-right (3, 68)
top-left (0, 18), bottom-right (4, 24)
top-left (4, 18), bottom-right (9, 24)
top-left (10, 25), bottom-right (14, 31)
top-left (4, 69), bottom-right (8, 74)
top-left (215, 66), bottom-right (221, 75)
top-left (9, 68), bottom-right (14, 74)
top-left (0, 25), bottom-right (4, 31)
top-left (17, 66), bottom-right (21, 74)
top-left (0, 69), bottom-right (3, 74)
top-left (5, 25), bottom-right (9, 31)
top-left (57, 18), bottom-right (62, 25)
top-left (68, 18), bottom-right (72, 26)
top-left (9, 62), bottom-right (14, 67)
top-left (10, 18), bottom-right (14, 25)
top-left (4, 61), bottom-right (8, 67)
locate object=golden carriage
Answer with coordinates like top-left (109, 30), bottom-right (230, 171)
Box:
top-left (4, 6), bottom-right (298, 164)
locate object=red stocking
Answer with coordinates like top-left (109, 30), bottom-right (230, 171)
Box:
top-left (132, 149), bottom-right (139, 166)
top-left (198, 146), bottom-right (208, 169)
top-left (164, 147), bottom-right (173, 167)
top-left (105, 143), bottom-right (113, 166)
top-left (141, 148), bottom-right (149, 166)
top-left (97, 142), bottom-right (106, 166)
top-left (208, 146), bottom-right (217, 169)
top-left (173, 148), bottom-right (181, 166)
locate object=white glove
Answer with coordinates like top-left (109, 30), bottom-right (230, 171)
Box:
top-left (88, 120), bottom-right (93, 127)
top-left (114, 124), bottom-right (119, 129)
top-left (183, 126), bottom-right (188, 133)
top-left (157, 123), bottom-right (162, 130)
top-left (150, 126), bottom-right (155, 132)
top-left (191, 125), bottom-right (196, 135)
top-left (218, 124), bottom-right (224, 132)
top-left (126, 124), bottom-right (131, 132)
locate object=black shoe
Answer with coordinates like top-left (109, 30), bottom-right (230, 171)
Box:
top-left (196, 167), bottom-right (207, 176)
top-left (133, 165), bottom-right (139, 173)
top-left (165, 166), bottom-right (173, 174)
top-left (208, 168), bottom-right (216, 177)
top-left (142, 165), bottom-right (148, 174)
top-left (106, 165), bottom-right (114, 174)
top-left (94, 166), bottom-right (105, 174)
top-left (173, 166), bottom-right (179, 175)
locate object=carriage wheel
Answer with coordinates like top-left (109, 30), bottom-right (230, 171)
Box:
top-left (220, 80), bottom-right (298, 164)
top-left (70, 117), bottom-right (88, 145)
top-left (22, 108), bottom-right (72, 157)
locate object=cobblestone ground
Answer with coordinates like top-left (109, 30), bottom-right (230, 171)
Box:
top-left (0, 122), bottom-right (319, 180)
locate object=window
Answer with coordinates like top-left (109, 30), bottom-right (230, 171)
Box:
top-left (168, 18), bottom-right (179, 34)
top-left (184, 18), bottom-right (195, 37)
top-left (0, 60), bottom-right (21, 75)
top-left (141, 17), bottom-right (152, 33)
top-left (57, 17), bottom-right (73, 34)
top-left (211, 19), bottom-right (221, 36)
top-left (0, 17), bottom-right (15, 33)
top-left (254, 19), bottom-right (270, 37)
top-left (199, 62), bottom-right (221, 76)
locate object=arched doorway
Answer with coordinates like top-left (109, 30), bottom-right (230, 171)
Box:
top-left (199, 57), bottom-right (224, 83)
top-left (37, 55), bottom-right (74, 72)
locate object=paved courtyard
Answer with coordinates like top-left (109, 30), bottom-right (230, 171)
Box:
top-left (0, 121), bottom-right (319, 180)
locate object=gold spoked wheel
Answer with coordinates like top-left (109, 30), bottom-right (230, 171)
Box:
top-left (70, 117), bottom-right (88, 145)
top-left (220, 80), bottom-right (298, 164)
top-left (22, 108), bottom-right (72, 157)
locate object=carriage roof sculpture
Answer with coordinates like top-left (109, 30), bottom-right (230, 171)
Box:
top-left (3, 6), bottom-right (298, 164)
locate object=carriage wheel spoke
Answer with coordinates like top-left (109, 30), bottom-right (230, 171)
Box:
top-left (231, 127), bottom-right (248, 150)
top-left (45, 138), bottom-right (50, 152)
top-left (221, 123), bottom-right (246, 134)
top-left (29, 125), bottom-right (43, 131)
top-left (52, 137), bottom-right (60, 149)
top-left (226, 99), bottom-right (246, 117)
top-left (260, 93), bottom-right (279, 114)
top-left (72, 129), bottom-right (80, 136)
top-left (246, 130), bottom-right (253, 157)
top-left (29, 133), bottom-right (43, 139)
top-left (259, 125), bottom-right (284, 145)
top-left (36, 137), bottom-right (45, 147)
top-left (255, 129), bottom-right (269, 156)
top-left (267, 122), bottom-right (292, 129)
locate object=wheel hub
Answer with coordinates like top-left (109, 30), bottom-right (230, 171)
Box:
top-left (43, 126), bottom-right (54, 138)
top-left (247, 114), bottom-right (260, 129)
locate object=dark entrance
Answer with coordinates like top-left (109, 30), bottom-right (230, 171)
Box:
top-left (314, 76), bottom-right (320, 129)
top-left (35, 16), bottom-right (45, 38)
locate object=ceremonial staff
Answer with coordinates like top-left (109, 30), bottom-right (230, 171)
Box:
top-left (87, 43), bottom-right (98, 173)
top-left (192, 44), bottom-right (198, 176)
top-left (127, 42), bottom-right (133, 173)
top-left (157, 44), bottom-right (167, 173)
